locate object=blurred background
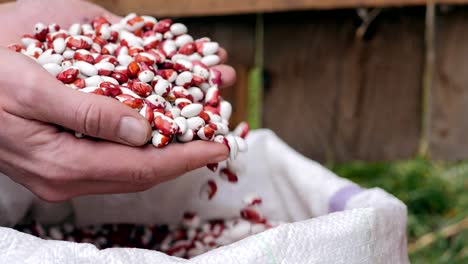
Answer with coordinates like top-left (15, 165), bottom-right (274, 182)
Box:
top-left (14, 0), bottom-right (468, 262)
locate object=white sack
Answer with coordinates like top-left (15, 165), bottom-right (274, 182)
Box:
top-left (0, 129), bottom-right (409, 263)
top-left (0, 174), bottom-right (34, 227)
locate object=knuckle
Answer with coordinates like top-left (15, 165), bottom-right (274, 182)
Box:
top-left (130, 166), bottom-right (160, 186)
top-left (184, 159), bottom-right (196, 174)
top-left (131, 167), bottom-right (151, 185)
top-left (75, 101), bottom-right (103, 137)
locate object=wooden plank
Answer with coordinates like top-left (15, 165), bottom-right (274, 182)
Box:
top-left (431, 7), bottom-right (468, 160)
top-left (263, 10), bottom-right (347, 162)
top-left (87, 0), bottom-right (468, 17)
top-left (263, 9), bottom-right (423, 162)
top-left (179, 16), bottom-right (255, 128)
top-left (334, 8), bottom-right (424, 161)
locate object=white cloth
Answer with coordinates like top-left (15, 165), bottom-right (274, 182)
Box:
top-left (0, 175), bottom-right (72, 226)
top-left (0, 129), bottom-right (409, 263)
top-left (0, 175), bottom-right (34, 227)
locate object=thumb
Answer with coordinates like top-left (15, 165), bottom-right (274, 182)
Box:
top-left (0, 49), bottom-right (152, 146)
top-left (31, 79), bottom-right (152, 146)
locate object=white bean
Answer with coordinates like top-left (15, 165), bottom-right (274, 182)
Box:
top-left (52, 38), bottom-right (66, 54)
top-left (84, 76), bottom-right (103, 87)
top-left (170, 23), bottom-right (188, 36)
top-left (42, 63), bottom-right (62, 76)
top-left (174, 117), bottom-right (188, 135)
top-left (181, 103), bottom-right (203, 118)
top-left (186, 116), bottom-right (205, 131)
top-left (201, 54), bottom-right (221, 67)
top-left (74, 61), bottom-right (98, 77)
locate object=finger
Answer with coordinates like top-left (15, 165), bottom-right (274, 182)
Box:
top-left (17, 72), bottom-right (152, 146)
top-left (0, 2), bottom-right (15, 12)
top-left (147, 141), bottom-right (229, 179)
top-left (27, 138), bottom-right (228, 201)
top-left (15, 175), bottom-right (149, 202)
top-left (42, 89), bottom-right (151, 146)
top-left (52, 133), bottom-right (229, 184)
top-left (218, 48), bottom-right (228, 64)
top-left (44, 180), bottom-right (151, 201)
top-left (211, 64), bottom-right (236, 88)
top-left (104, 13), bottom-right (122, 24)
top-left (0, 50), bottom-right (152, 147)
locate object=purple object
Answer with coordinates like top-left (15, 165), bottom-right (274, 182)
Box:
top-left (329, 185), bottom-right (364, 213)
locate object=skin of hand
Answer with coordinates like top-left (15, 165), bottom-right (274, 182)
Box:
top-left (0, 0), bottom-right (237, 202)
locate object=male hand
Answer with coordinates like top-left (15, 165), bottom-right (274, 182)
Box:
top-left (0, 46), bottom-right (234, 202)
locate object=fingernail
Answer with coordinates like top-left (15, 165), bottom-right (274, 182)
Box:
top-left (118, 116), bottom-right (149, 146)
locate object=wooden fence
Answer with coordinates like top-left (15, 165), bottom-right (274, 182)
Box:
top-left (3, 0), bottom-right (468, 162)
top-left (88, 0), bottom-right (468, 16)
top-left (179, 6), bottom-right (468, 162)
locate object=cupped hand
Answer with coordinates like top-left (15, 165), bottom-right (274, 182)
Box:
top-left (0, 48), bottom-right (233, 202)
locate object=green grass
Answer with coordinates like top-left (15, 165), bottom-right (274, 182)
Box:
top-left (330, 158), bottom-right (468, 264)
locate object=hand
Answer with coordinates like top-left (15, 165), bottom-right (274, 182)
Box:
top-left (0, 47), bottom-right (234, 202)
top-left (0, 0), bottom-right (236, 201)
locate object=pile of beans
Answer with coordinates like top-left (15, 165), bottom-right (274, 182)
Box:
top-left (8, 13), bottom-right (247, 158)
top-left (14, 193), bottom-right (277, 259)
top-left (10, 14), bottom-right (274, 257)
top-left (9, 13), bottom-right (253, 200)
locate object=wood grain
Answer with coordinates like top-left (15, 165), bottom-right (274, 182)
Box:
top-left (179, 16), bottom-right (255, 128)
top-left (263, 10), bottom-right (348, 162)
top-left (86, 0), bottom-right (468, 17)
top-left (334, 9), bottom-right (424, 162)
top-left (431, 7), bottom-right (468, 160)
top-left (263, 9), bottom-right (424, 162)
